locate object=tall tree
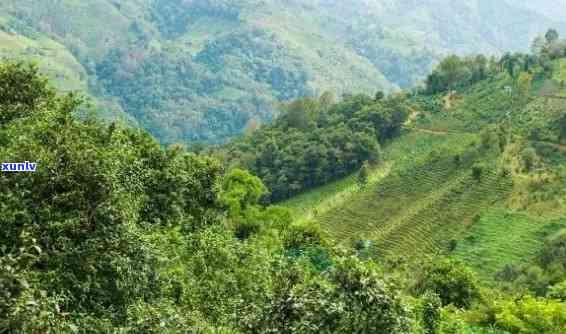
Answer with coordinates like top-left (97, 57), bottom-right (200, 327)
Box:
top-left (545, 28), bottom-right (560, 44)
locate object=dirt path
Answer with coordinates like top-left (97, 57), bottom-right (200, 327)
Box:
top-left (412, 128), bottom-right (450, 135)
top-left (535, 140), bottom-right (566, 152)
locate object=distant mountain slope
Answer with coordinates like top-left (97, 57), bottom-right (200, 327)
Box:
top-left (0, 0), bottom-right (564, 143)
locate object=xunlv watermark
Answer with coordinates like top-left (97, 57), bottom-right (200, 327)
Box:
top-left (1, 161), bottom-right (38, 172)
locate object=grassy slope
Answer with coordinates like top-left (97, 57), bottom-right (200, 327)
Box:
top-left (0, 28), bottom-right (134, 124)
top-left (453, 209), bottom-right (566, 280)
top-left (0, 29), bottom-right (86, 92)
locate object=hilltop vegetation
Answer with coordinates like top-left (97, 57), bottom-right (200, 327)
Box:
top-left (1, 0), bottom-right (566, 143)
top-left (221, 91), bottom-right (408, 202)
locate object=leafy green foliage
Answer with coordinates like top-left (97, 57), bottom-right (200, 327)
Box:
top-left (219, 168), bottom-right (267, 217)
top-left (3, 20), bottom-right (566, 330)
top-left (260, 257), bottom-right (411, 333)
top-left (0, 62), bottom-right (226, 330)
top-left (414, 258), bottom-right (481, 309)
top-left (425, 55), bottom-right (495, 94)
top-left (0, 61), bottom-right (425, 332)
top-left (0, 62), bottom-right (55, 125)
top-left (495, 296), bottom-right (566, 334)
top-left (223, 93), bottom-right (407, 201)
top-left (419, 292), bottom-right (442, 334)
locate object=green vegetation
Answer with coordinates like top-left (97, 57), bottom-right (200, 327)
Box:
top-left (0, 61), bottom-right (417, 333)
top-left (221, 93), bottom-right (408, 202)
top-left (2, 8), bottom-right (566, 330)
top-left (1, 1), bottom-right (565, 143)
top-left (218, 30), bottom-right (566, 332)
top-left (453, 209), bottom-right (566, 281)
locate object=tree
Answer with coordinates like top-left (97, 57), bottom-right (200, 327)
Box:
top-left (420, 292), bottom-right (442, 334)
top-left (0, 61), bottom-right (231, 330)
top-left (221, 92), bottom-right (406, 202)
top-left (440, 55), bottom-right (467, 90)
top-left (480, 125), bottom-right (499, 151)
top-left (531, 35), bottom-right (547, 56)
top-left (472, 163), bottom-right (486, 182)
top-left (545, 29), bottom-right (560, 45)
top-left (500, 53), bottom-right (521, 80)
top-left (219, 168), bottom-right (267, 217)
top-left (357, 161), bottom-right (370, 188)
top-left (548, 281), bottom-right (566, 301)
top-left (283, 98), bottom-right (317, 130)
top-left (261, 257), bottom-right (411, 333)
top-left (414, 258), bottom-right (480, 308)
top-left (185, 225), bottom-right (275, 329)
top-left (471, 55), bottom-right (488, 82)
top-left (496, 296), bottom-right (566, 334)
top-left (426, 55), bottom-right (471, 93)
top-left (0, 62), bottom-right (55, 125)
top-left (521, 147), bottom-right (538, 173)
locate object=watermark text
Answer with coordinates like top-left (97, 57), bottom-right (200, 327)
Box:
top-left (1, 161), bottom-right (38, 172)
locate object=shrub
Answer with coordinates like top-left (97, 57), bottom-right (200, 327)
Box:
top-left (472, 163), bottom-right (487, 181)
top-left (548, 281), bottom-right (566, 301)
top-left (420, 292), bottom-right (442, 334)
top-left (414, 258), bottom-right (481, 309)
top-left (520, 147), bottom-right (537, 173)
top-left (495, 296), bottom-right (566, 334)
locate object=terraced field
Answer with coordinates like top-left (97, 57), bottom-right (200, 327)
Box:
top-left (310, 128), bottom-right (517, 258)
top-left (453, 209), bottom-right (566, 280)
top-left (319, 145), bottom-right (513, 257)
top-left (288, 65), bottom-right (566, 263)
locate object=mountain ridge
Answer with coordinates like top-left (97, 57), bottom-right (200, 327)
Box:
top-left (1, 0), bottom-right (565, 143)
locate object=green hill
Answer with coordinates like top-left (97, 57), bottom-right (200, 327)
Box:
top-left (1, 0), bottom-right (565, 143)
top-left (280, 55), bottom-right (566, 282)
top-left (2, 35), bottom-right (566, 333)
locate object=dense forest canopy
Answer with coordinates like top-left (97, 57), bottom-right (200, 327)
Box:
top-left (0, 0), bottom-right (565, 143)
top-left (220, 92), bottom-right (409, 202)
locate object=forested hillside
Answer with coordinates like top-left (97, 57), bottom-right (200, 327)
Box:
top-left (2, 45), bottom-right (566, 332)
top-left (2, 28), bottom-right (566, 332)
top-left (220, 91), bottom-right (409, 201)
top-left (1, 0), bottom-right (565, 143)
top-left (2, 1), bottom-right (566, 332)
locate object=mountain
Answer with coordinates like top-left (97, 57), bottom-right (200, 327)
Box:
top-left (1, 0), bottom-right (565, 143)
top-left (2, 33), bottom-right (566, 332)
